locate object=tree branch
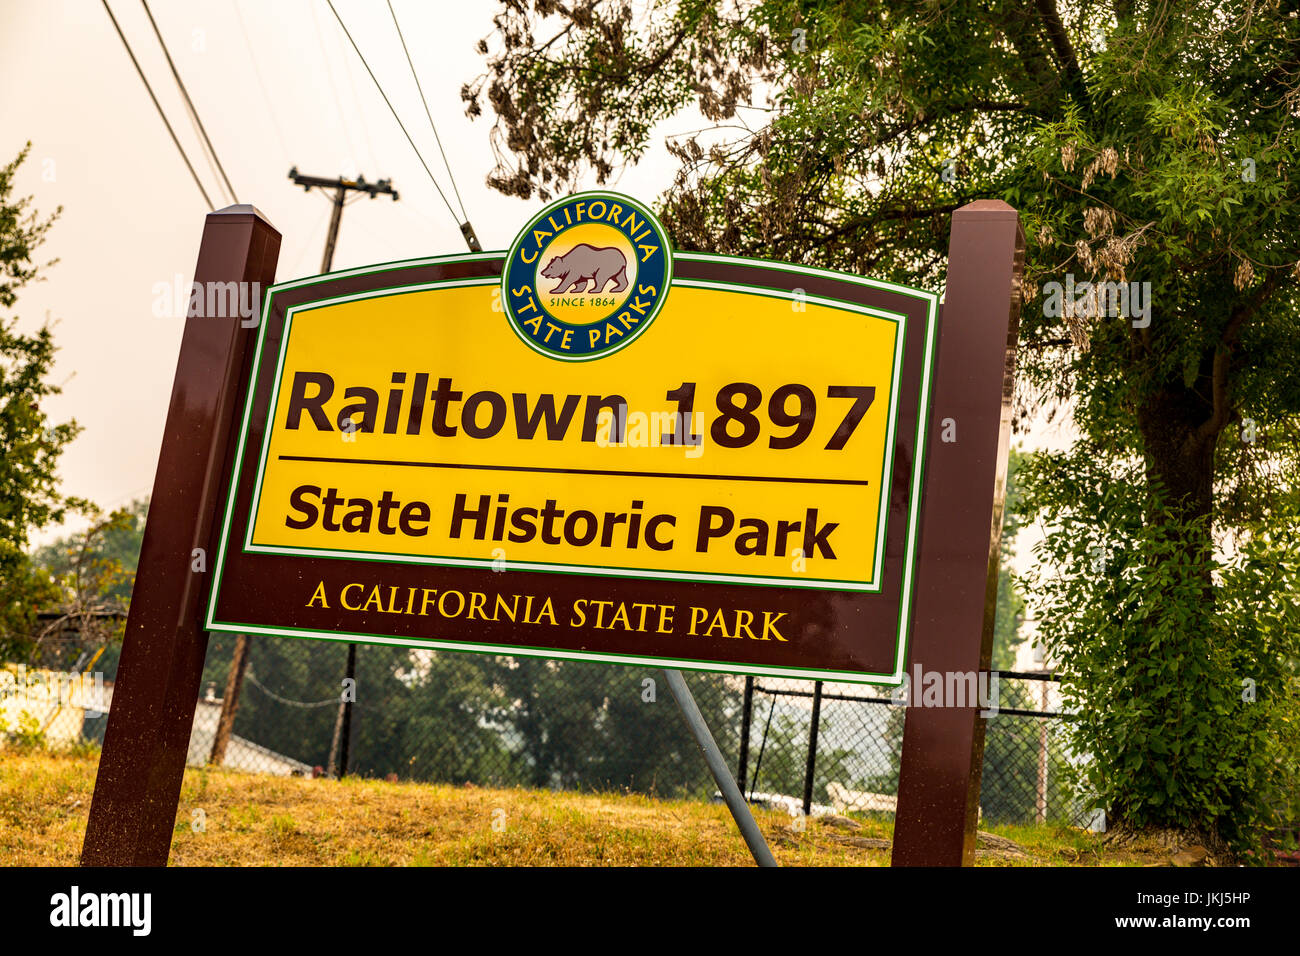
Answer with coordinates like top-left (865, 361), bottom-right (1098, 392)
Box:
top-left (1195, 271), bottom-right (1286, 444)
top-left (1034, 0), bottom-right (1094, 121)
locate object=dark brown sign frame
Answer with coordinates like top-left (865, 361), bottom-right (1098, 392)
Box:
top-left (81, 200), bottom-right (1022, 868)
top-left (203, 250), bottom-right (937, 684)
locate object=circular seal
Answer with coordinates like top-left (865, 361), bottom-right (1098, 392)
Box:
top-left (502, 191), bottom-right (673, 361)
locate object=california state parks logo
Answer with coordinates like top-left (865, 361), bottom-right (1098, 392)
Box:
top-left (503, 191), bottom-right (673, 361)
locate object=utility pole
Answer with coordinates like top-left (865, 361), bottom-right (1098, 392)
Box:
top-left (289, 167), bottom-right (399, 777)
top-left (289, 167), bottom-right (400, 272)
top-left (208, 634), bottom-right (250, 767)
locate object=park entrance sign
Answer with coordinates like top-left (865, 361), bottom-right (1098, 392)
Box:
top-left (205, 191), bottom-right (938, 684)
top-left (82, 193), bottom-right (1024, 868)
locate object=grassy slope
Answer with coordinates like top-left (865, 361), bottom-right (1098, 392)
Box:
top-left (0, 752), bottom-right (1166, 866)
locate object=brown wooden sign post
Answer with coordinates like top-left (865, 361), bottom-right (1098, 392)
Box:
top-left (892, 201), bottom-right (1025, 866)
top-left (81, 205), bottom-right (281, 866)
top-left (81, 196), bottom-right (1021, 868)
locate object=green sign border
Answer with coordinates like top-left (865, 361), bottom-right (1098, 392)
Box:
top-left (205, 249), bottom-right (939, 686)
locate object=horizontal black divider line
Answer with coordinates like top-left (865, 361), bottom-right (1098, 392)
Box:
top-left (275, 454), bottom-right (871, 486)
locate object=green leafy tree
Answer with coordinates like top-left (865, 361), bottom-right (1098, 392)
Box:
top-left (992, 447), bottom-right (1029, 671)
top-left (1020, 456), bottom-right (1300, 848)
top-left (495, 657), bottom-right (742, 795)
top-left (34, 497), bottom-right (146, 603)
top-left (467, 1), bottom-right (1300, 851)
top-left (346, 647), bottom-right (521, 784)
top-left (0, 143), bottom-right (80, 660)
top-left (199, 641), bottom-right (744, 795)
top-left (29, 500), bottom-right (145, 671)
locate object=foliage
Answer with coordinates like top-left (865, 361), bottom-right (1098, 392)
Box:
top-left (33, 497), bottom-right (146, 604)
top-left (492, 657), bottom-right (741, 794)
top-left (0, 142), bottom-right (59, 309)
top-left (0, 553), bottom-right (60, 661)
top-left (0, 143), bottom-right (81, 660)
top-left (993, 447), bottom-right (1029, 671)
top-left (200, 638), bottom-right (744, 797)
top-left (348, 646), bottom-right (520, 784)
top-left (26, 499), bottom-right (145, 670)
top-left (1021, 449), bottom-right (1300, 847)
top-left (467, 0), bottom-right (1300, 849)
top-left (0, 710), bottom-right (47, 751)
top-left (743, 703), bottom-right (859, 803)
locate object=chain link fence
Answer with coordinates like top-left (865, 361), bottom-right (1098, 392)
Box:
top-left (5, 629), bottom-right (1097, 828)
top-left (193, 634), bottom-right (1094, 826)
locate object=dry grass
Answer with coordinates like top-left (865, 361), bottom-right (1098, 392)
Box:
top-left (0, 752), bottom-right (1172, 866)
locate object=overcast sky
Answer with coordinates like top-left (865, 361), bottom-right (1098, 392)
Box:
top-left (0, 0), bottom-right (684, 534)
top-left (1, 0), bottom-right (1073, 621)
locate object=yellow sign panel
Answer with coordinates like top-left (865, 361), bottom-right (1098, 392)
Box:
top-left (243, 280), bottom-right (905, 591)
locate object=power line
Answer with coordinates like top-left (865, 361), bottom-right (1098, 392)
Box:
top-left (186, 102), bottom-right (233, 205)
top-left (310, 0), bottom-right (360, 173)
top-left (336, 18), bottom-right (381, 175)
top-left (230, 0), bottom-right (292, 164)
top-left (386, 0), bottom-right (467, 222)
top-left (139, 0), bottom-right (239, 205)
top-left (323, 0), bottom-right (471, 246)
top-left (99, 0), bottom-right (214, 210)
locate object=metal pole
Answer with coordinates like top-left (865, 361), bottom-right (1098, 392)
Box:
top-left (737, 675), bottom-right (754, 797)
top-left (1037, 680), bottom-right (1048, 823)
top-left (802, 680), bottom-right (823, 817)
top-left (663, 669), bottom-right (777, 868)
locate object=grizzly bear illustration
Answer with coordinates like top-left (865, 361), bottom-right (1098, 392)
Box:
top-left (540, 244), bottom-right (629, 294)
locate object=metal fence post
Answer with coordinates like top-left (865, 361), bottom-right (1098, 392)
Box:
top-left (738, 676), bottom-right (754, 796)
top-left (326, 641), bottom-right (357, 778)
top-left (339, 642), bottom-right (357, 776)
top-left (802, 680), bottom-right (823, 816)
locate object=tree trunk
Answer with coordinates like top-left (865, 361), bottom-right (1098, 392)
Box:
top-left (1127, 379), bottom-right (1222, 840)
top-left (1135, 384), bottom-right (1218, 589)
